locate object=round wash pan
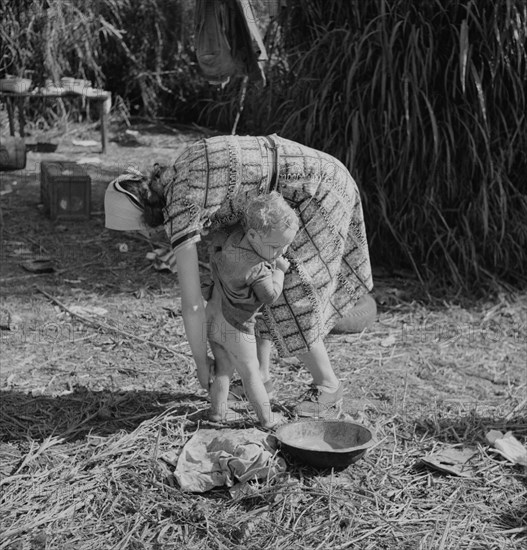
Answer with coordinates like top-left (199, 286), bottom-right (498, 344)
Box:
top-left (275, 420), bottom-right (375, 469)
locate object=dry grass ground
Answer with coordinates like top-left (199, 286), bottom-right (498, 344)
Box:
top-left (0, 121), bottom-right (526, 549)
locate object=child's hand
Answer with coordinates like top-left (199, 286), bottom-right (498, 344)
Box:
top-left (275, 256), bottom-right (290, 273)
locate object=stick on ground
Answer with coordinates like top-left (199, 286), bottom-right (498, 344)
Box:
top-left (35, 286), bottom-right (189, 357)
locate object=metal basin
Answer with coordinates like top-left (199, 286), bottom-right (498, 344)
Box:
top-left (275, 420), bottom-right (375, 468)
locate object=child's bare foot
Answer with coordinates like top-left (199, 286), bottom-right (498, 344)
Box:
top-left (208, 407), bottom-right (239, 423)
top-left (261, 411), bottom-right (287, 430)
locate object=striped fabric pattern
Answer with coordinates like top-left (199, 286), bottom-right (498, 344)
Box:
top-left (162, 135), bottom-right (373, 356)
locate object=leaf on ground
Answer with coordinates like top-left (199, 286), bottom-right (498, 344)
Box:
top-left (421, 446), bottom-right (478, 477)
top-left (486, 430), bottom-right (527, 466)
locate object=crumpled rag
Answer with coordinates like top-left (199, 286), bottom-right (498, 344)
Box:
top-left (174, 428), bottom-right (286, 492)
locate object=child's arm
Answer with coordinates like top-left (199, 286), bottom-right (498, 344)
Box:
top-left (247, 259), bottom-right (289, 304)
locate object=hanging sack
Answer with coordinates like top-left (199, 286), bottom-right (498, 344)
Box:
top-left (195, 0), bottom-right (241, 85)
top-left (195, 0), bottom-right (268, 85)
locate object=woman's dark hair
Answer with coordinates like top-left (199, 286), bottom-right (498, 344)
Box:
top-left (119, 164), bottom-right (167, 227)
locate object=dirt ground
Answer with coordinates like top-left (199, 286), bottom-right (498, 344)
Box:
top-left (0, 120), bottom-right (526, 549)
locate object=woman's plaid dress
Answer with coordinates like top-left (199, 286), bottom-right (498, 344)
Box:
top-left (162, 134), bottom-right (373, 356)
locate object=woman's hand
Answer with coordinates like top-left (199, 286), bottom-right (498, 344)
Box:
top-left (275, 256), bottom-right (290, 273)
top-left (195, 357), bottom-right (213, 390)
top-left (196, 355), bottom-right (215, 390)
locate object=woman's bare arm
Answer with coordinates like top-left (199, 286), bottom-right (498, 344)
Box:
top-left (174, 241), bottom-right (211, 389)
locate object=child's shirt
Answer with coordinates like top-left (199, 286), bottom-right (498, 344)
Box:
top-left (210, 225), bottom-right (285, 333)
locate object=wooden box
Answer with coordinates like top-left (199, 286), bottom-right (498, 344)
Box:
top-left (40, 161), bottom-right (91, 220)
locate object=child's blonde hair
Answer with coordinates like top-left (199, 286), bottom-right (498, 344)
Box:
top-left (243, 191), bottom-right (299, 236)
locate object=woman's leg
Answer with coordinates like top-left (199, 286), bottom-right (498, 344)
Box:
top-left (295, 339), bottom-right (343, 417)
top-left (296, 339), bottom-right (340, 390)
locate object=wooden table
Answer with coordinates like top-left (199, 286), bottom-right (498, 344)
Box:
top-left (0, 90), bottom-right (112, 153)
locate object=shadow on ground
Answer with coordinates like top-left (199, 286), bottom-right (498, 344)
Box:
top-left (0, 387), bottom-right (206, 443)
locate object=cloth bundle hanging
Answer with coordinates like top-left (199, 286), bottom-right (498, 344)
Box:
top-left (195, 0), bottom-right (268, 85)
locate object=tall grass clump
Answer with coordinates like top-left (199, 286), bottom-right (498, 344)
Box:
top-left (97, 0), bottom-right (209, 119)
top-left (0, 0), bottom-right (112, 87)
top-left (235, 0), bottom-right (527, 292)
top-left (2, 0), bottom-right (525, 291)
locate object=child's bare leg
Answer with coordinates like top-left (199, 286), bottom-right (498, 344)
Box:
top-left (233, 351), bottom-right (276, 428)
top-left (208, 340), bottom-right (236, 422)
top-left (256, 337), bottom-right (272, 383)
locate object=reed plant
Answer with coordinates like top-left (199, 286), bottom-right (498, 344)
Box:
top-left (237, 0), bottom-right (527, 292)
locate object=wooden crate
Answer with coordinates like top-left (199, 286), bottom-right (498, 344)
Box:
top-left (40, 161), bottom-right (91, 221)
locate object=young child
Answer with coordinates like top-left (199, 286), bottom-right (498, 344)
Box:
top-left (205, 191), bottom-right (299, 428)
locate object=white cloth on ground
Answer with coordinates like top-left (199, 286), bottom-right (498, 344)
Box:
top-left (174, 428), bottom-right (286, 493)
